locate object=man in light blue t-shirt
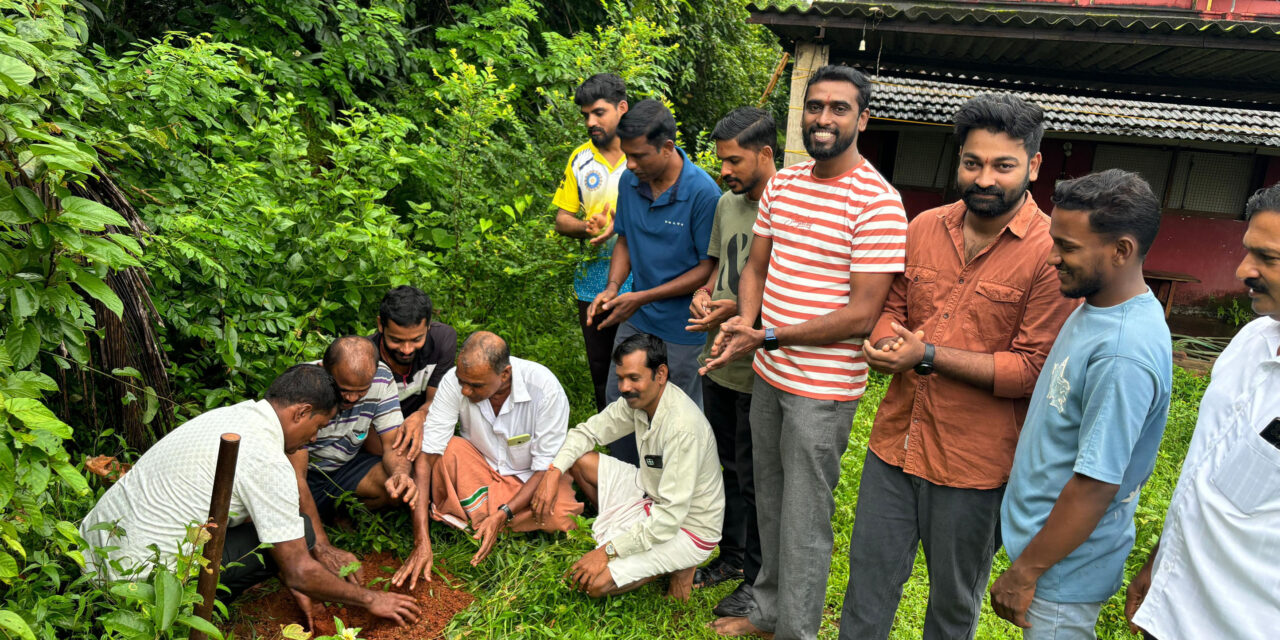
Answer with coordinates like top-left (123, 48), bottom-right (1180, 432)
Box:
top-left (992, 169), bottom-right (1173, 640)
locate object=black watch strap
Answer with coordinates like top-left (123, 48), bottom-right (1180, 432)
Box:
top-left (914, 343), bottom-right (936, 376)
top-left (498, 504), bottom-right (514, 522)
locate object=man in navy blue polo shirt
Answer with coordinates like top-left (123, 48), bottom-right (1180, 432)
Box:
top-left (587, 99), bottom-right (720, 464)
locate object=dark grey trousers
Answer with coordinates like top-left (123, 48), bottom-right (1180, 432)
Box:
top-left (219, 514), bottom-right (315, 602)
top-left (838, 450), bottom-right (1004, 640)
top-left (748, 378), bottom-right (859, 640)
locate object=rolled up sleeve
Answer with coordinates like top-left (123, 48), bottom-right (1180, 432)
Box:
top-left (993, 261), bottom-right (1079, 398)
top-left (531, 379), bottom-right (570, 472)
top-left (551, 401), bottom-right (633, 472)
top-left (421, 371), bottom-right (462, 455)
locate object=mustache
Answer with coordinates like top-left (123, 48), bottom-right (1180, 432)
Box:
top-left (964, 184), bottom-right (1003, 197)
top-left (620, 390), bottom-right (641, 400)
top-left (1245, 277), bottom-right (1268, 293)
top-left (807, 125), bottom-right (838, 136)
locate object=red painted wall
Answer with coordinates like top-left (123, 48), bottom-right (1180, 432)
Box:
top-left (1145, 216), bottom-right (1248, 304)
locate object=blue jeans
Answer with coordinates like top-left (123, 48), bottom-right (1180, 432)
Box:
top-left (1022, 597), bottom-right (1103, 640)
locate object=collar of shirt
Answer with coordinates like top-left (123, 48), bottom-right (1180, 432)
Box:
top-left (628, 147), bottom-right (692, 204)
top-left (941, 193), bottom-right (1040, 257)
top-left (246, 399), bottom-right (286, 449)
top-left (588, 140), bottom-right (626, 172)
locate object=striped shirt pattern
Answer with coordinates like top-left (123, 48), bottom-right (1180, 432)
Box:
top-left (752, 159), bottom-right (908, 401)
top-left (308, 361), bottom-right (404, 472)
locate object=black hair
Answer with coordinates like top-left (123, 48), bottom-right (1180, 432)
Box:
top-left (711, 106), bottom-right (778, 158)
top-left (953, 93), bottom-right (1046, 156)
top-left (611, 332), bottom-right (667, 373)
top-left (615, 99), bottom-right (677, 150)
top-left (574, 73), bottom-right (628, 107)
top-left (460, 331), bottom-right (511, 373)
top-left (321, 335), bottom-right (376, 374)
top-left (266, 363), bottom-right (340, 412)
top-left (1051, 168), bottom-right (1162, 255)
top-left (804, 65), bottom-right (871, 113)
top-left (378, 285), bottom-right (432, 328)
top-left (1244, 183), bottom-right (1280, 221)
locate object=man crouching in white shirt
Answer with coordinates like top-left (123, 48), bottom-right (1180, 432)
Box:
top-left (531, 332), bottom-right (725, 600)
top-left (394, 331), bottom-right (584, 586)
top-left (1127, 182), bottom-right (1280, 640)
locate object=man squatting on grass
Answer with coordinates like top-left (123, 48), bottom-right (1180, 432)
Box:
top-left (992, 169), bottom-right (1173, 639)
top-left (839, 94), bottom-right (1076, 640)
top-left (1126, 182), bottom-right (1280, 640)
top-left (533, 332), bottom-right (725, 599)
top-left (704, 65), bottom-right (908, 640)
top-left (80, 365), bottom-right (421, 628)
top-left (684, 106), bottom-right (778, 618)
top-left (390, 331), bottom-right (583, 587)
top-left (293, 336), bottom-right (421, 586)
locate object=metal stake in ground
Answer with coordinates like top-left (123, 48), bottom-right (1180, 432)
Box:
top-left (191, 432), bottom-right (241, 640)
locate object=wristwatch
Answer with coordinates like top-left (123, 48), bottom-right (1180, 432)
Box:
top-left (604, 542), bottom-right (618, 560)
top-left (914, 343), bottom-right (936, 376)
top-left (763, 327), bottom-right (780, 351)
top-left (498, 504), bottom-right (515, 522)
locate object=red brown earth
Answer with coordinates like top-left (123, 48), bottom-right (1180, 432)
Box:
top-left (230, 551), bottom-right (474, 639)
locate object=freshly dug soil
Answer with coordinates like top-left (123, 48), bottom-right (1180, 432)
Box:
top-left (231, 551), bottom-right (474, 639)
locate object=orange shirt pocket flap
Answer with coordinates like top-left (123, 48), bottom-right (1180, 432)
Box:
top-left (905, 265), bottom-right (938, 284)
top-left (974, 280), bottom-right (1023, 304)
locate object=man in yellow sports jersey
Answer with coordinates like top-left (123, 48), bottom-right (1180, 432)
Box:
top-left (553, 73), bottom-right (634, 412)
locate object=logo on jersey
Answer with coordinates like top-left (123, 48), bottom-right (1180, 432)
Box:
top-left (585, 170), bottom-right (603, 191)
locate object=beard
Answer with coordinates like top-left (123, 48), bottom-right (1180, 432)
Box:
top-left (961, 174), bottom-right (1031, 218)
top-left (802, 125), bottom-right (856, 161)
top-left (589, 127), bottom-right (615, 147)
top-left (1059, 267), bottom-right (1104, 299)
top-left (723, 175), bottom-right (759, 195)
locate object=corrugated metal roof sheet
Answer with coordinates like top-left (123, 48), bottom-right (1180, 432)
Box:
top-left (870, 74), bottom-right (1280, 146)
top-left (767, 1), bottom-right (1280, 37)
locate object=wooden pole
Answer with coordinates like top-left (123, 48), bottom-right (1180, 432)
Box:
top-left (191, 433), bottom-right (241, 640)
top-left (757, 52), bottom-right (791, 107)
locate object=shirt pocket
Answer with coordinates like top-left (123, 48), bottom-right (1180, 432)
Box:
top-left (1210, 430), bottom-right (1280, 515)
top-left (965, 279), bottom-right (1025, 347)
top-left (905, 265), bottom-right (939, 320)
top-left (506, 439), bottom-right (534, 471)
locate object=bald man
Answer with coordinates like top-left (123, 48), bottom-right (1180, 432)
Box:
top-left (292, 336), bottom-right (419, 581)
top-left (407, 332), bottom-right (584, 573)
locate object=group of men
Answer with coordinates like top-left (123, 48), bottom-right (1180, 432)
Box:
top-left (78, 63), bottom-right (1280, 640)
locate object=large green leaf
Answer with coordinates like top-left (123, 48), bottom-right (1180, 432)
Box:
top-left (51, 460), bottom-right (89, 495)
top-left (11, 188), bottom-right (44, 220)
top-left (5, 398), bottom-right (73, 439)
top-left (101, 610), bottom-right (154, 638)
top-left (0, 551), bottom-right (17, 581)
top-left (0, 54), bottom-right (35, 94)
top-left (177, 614), bottom-right (224, 640)
top-left (0, 610), bottom-right (35, 640)
top-left (58, 196), bottom-right (128, 231)
top-left (0, 195), bottom-right (32, 225)
top-left (152, 568), bottom-right (181, 632)
top-left (67, 265), bottom-right (123, 318)
top-left (3, 324), bottom-right (39, 369)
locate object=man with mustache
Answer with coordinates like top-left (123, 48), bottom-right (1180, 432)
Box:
top-left (532, 332), bottom-right (724, 602)
top-left (553, 73), bottom-right (634, 412)
top-left (992, 169), bottom-right (1171, 639)
top-left (684, 106), bottom-right (777, 619)
top-left (703, 65), bottom-right (907, 640)
top-left (80, 364), bottom-right (422, 629)
top-left (1126, 183), bottom-right (1280, 640)
top-left (587, 99), bottom-right (721, 464)
top-left (839, 94), bottom-right (1077, 640)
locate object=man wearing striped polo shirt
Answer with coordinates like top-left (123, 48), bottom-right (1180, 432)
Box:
top-left (293, 336), bottom-right (421, 581)
top-left (705, 65), bottom-right (908, 639)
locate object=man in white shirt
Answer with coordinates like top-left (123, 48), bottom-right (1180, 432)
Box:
top-left (531, 332), bottom-right (725, 601)
top-left (1126, 183), bottom-right (1280, 639)
top-left (394, 332), bottom-right (582, 585)
top-left (80, 364), bottom-right (420, 629)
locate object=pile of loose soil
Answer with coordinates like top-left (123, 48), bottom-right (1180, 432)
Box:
top-left (231, 551), bottom-right (474, 639)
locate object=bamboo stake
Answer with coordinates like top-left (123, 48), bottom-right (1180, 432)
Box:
top-left (191, 433), bottom-right (241, 640)
top-left (757, 52), bottom-right (792, 107)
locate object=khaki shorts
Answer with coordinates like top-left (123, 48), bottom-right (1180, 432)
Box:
top-left (592, 454), bottom-right (716, 587)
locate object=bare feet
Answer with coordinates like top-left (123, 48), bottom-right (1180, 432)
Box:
top-left (666, 566), bottom-right (696, 601)
top-left (708, 616), bottom-right (773, 638)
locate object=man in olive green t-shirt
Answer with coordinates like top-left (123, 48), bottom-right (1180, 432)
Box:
top-left (686, 106), bottom-right (778, 620)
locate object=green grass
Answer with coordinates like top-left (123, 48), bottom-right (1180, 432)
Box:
top-left (314, 368), bottom-right (1207, 639)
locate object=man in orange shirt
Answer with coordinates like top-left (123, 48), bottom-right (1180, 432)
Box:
top-left (838, 94), bottom-right (1077, 640)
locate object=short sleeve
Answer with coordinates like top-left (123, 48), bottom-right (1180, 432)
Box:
top-left (238, 448), bottom-right (306, 544)
top-left (690, 184), bottom-right (717, 261)
top-left (614, 178), bottom-right (633, 239)
top-left (752, 174), bottom-right (780, 239)
top-left (422, 370), bottom-right (462, 455)
top-left (707, 198), bottom-right (725, 259)
top-left (426, 323), bottom-right (458, 389)
top-left (849, 195), bottom-right (908, 274)
top-left (1073, 356), bottom-right (1161, 485)
top-left (551, 155), bottom-right (581, 214)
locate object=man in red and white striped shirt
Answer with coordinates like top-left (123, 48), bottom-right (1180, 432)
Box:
top-left (704, 65), bottom-right (907, 639)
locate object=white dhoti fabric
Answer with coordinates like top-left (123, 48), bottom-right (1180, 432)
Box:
top-left (592, 454), bottom-right (717, 587)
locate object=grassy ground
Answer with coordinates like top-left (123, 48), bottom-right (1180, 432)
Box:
top-left (314, 368), bottom-right (1207, 639)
